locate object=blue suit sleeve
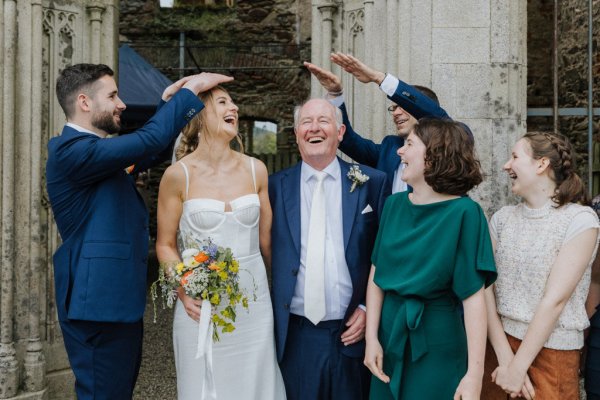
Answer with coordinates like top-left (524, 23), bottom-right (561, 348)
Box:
top-left (55, 89), bottom-right (203, 185)
top-left (388, 79), bottom-right (450, 120)
top-left (338, 103), bottom-right (382, 168)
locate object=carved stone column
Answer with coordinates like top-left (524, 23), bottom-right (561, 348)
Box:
top-left (0, 1), bottom-right (19, 396)
top-left (86, 3), bottom-right (105, 64)
top-left (23, 0), bottom-right (46, 391)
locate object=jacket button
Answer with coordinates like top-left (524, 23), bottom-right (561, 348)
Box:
top-left (291, 269), bottom-right (298, 276)
top-left (283, 303), bottom-right (289, 310)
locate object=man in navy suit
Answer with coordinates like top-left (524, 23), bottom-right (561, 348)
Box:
top-left (306, 53), bottom-right (469, 193)
top-left (46, 63), bottom-right (232, 399)
top-left (269, 98), bottom-right (390, 400)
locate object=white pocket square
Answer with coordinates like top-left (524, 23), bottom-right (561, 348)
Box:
top-left (361, 204), bottom-right (373, 214)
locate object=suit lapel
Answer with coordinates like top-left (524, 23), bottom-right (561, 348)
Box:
top-left (340, 159), bottom-right (359, 250)
top-left (282, 162), bottom-right (302, 256)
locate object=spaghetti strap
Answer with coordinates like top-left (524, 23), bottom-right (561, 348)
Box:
top-left (250, 158), bottom-right (257, 193)
top-left (179, 162), bottom-right (190, 200)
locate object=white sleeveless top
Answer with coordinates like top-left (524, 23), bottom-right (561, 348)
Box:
top-left (177, 158), bottom-right (261, 258)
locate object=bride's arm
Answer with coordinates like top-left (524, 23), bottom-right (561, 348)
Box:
top-left (156, 164), bottom-right (201, 320)
top-left (255, 159), bottom-right (273, 270)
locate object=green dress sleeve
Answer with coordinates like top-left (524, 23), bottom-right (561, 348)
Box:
top-left (452, 202), bottom-right (497, 300)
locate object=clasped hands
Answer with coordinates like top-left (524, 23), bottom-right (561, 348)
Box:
top-left (491, 363), bottom-right (536, 399)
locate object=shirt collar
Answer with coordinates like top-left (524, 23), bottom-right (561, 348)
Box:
top-left (66, 122), bottom-right (103, 138)
top-left (301, 158), bottom-right (340, 183)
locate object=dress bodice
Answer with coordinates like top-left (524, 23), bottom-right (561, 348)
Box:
top-left (176, 159), bottom-right (261, 258)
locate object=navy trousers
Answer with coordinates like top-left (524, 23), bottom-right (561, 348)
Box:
top-left (59, 319), bottom-right (143, 400)
top-left (280, 314), bottom-right (370, 400)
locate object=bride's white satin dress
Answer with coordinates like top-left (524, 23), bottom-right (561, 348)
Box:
top-left (173, 160), bottom-right (286, 400)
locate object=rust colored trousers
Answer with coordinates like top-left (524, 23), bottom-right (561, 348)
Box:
top-left (482, 335), bottom-right (580, 400)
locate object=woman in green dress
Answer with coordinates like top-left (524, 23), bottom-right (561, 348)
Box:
top-left (364, 118), bottom-right (497, 400)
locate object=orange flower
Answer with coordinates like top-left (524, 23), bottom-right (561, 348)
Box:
top-left (194, 252), bottom-right (209, 263)
top-left (208, 262), bottom-right (220, 271)
top-left (181, 270), bottom-right (193, 285)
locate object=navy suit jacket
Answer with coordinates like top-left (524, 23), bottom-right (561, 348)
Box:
top-left (338, 79), bottom-right (452, 183)
top-left (46, 88), bottom-right (203, 323)
top-left (269, 158), bottom-right (390, 362)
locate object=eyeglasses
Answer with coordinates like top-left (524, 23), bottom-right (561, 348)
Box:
top-left (387, 105), bottom-right (401, 113)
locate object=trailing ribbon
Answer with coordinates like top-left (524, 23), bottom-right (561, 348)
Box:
top-left (196, 299), bottom-right (217, 400)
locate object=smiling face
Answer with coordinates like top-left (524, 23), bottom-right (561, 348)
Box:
top-left (390, 104), bottom-right (418, 138)
top-left (89, 75), bottom-right (126, 135)
top-left (202, 88), bottom-right (239, 139)
top-left (504, 138), bottom-right (544, 197)
top-left (295, 99), bottom-right (345, 170)
top-left (397, 131), bottom-right (427, 186)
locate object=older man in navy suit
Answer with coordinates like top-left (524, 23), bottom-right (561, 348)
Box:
top-left (269, 99), bottom-right (390, 400)
top-left (305, 53), bottom-right (471, 193)
top-left (46, 63), bottom-right (232, 399)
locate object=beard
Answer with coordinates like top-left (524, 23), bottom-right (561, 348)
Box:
top-left (91, 110), bottom-right (121, 134)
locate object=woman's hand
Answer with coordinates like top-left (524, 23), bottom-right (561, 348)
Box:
top-left (177, 286), bottom-right (201, 321)
top-left (453, 373), bottom-right (482, 400)
top-left (363, 338), bottom-right (390, 383)
top-left (491, 364), bottom-right (527, 398)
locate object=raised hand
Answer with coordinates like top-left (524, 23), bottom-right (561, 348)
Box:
top-left (303, 61), bottom-right (343, 93)
top-left (162, 76), bottom-right (192, 102)
top-left (182, 72), bottom-right (234, 95)
top-left (330, 52), bottom-right (386, 85)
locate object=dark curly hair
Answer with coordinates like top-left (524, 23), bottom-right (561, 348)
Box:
top-left (413, 118), bottom-right (483, 196)
top-left (523, 131), bottom-right (588, 206)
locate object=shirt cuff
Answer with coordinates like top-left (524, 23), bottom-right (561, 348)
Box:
top-left (380, 73), bottom-right (400, 97)
top-left (358, 304), bottom-right (366, 312)
top-left (327, 94), bottom-right (345, 108)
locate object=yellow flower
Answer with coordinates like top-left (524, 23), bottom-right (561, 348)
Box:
top-left (175, 262), bottom-right (185, 274)
top-left (230, 260), bottom-right (239, 273)
top-left (210, 293), bottom-right (220, 305)
top-left (218, 271), bottom-right (228, 280)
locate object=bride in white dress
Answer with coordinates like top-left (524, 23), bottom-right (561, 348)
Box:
top-left (156, 85), bottom-right (286, 400)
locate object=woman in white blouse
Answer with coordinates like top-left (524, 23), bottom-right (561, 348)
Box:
top-left (484, 131), bottom-right (599, 399)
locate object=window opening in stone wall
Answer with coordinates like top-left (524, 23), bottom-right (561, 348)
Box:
top-left (171, 0), bottom-right (235, 7)
top-left (239, 118), bottom-right (277, 155)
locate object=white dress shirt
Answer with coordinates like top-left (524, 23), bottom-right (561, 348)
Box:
top-left (66, 122), bottom-right (102, 137)
top-left (290, 159), bottom-right (353, 321)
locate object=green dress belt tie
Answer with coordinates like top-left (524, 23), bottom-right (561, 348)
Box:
top-left (381, 293), bottom-right (458, 399)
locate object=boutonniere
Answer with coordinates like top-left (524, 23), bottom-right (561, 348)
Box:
top-left (347, 165), bottom-right (369, 193)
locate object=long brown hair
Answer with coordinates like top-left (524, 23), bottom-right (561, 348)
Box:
top-left (523, 131), bottom-right (588, 206)
top-left (413, 118), bottom-right (483, 196)
top-left (175, 86), bottom-right (244, 160)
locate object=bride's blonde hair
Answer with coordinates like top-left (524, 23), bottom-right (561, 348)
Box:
top-left (175, 86), bottom-right (244, 160)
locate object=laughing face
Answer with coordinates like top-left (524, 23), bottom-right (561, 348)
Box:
top-left (390, 104), bottom-right (418, 138)
top-left (203, 89), bottom-right (239, 139)
top-left (397, 131), bottom-right (426, 186)
top-left (89, 75), bottom-right (126, 135)
top-left (295, 99), bottom-right (345, 169)
top-left (503, 138), bottom-right (542, 196)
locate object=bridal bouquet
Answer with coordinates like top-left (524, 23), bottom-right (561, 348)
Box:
top-left (151, 237), bottom-right (252, 341)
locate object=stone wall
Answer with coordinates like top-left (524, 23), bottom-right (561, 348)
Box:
top-left (527, 0), bottom-right (600, 189)
top-left (119, 0), bottom-right (312, 151)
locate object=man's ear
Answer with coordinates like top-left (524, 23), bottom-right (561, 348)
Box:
top-left (337, 123), bottom-right (346, 141)
top-left (77, 93), bottom-right (91, 112)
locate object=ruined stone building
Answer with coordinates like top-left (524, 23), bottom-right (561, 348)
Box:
top-left (0, 1), bottom-right (597, 399)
